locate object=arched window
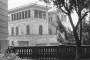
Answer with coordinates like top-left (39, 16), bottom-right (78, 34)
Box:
top-left (12, 41), bottom-right (14, 46)
top-left (39, 25), bottom-right (43, 35)
top-left (11, 27), bottom-right (14, 35)
top-left (16, 27), bottom-right (19, 35)
top-left (49, 29), bottom-right (52, 35)
top-left (26, 25), bottom-right (30, 35)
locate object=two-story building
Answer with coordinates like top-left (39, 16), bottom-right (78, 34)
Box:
top-left (8, 3), bottom-right (71, 47)
top-left (8, 3), bottom-right (61, 46)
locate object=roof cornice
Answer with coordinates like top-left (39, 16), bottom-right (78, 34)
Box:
top-left (8, 3), bottom-right (51, 14)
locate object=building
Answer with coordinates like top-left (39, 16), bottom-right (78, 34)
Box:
top-left (48, 10), bottom-right (71, 43)
top-left (0, 0), bottom-right (8, 53)
top-left (8, 3), bottom-right (70, 47)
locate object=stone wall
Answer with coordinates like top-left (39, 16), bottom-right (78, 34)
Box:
top-left (8, 35), bottom-right (59, 46)
top-left (0, 0), bottom-right (8, 53)
top-left (8, 18), bottom-right (49, 35)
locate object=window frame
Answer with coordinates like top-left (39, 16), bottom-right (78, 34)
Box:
top-left (28, 10), bottom-right (30, 18)
top-left (25, 11), bottom-right (28, 18)
top-left (26, 25), bottom-right (30, 35)
top-left (39, 25), bottom-right (43, 35)
top-left (22, 11), bottom-right (24, 19)
top-left (34, 10), bottom-right (39, 18)
top-left (16, 27), bottom-right (19, 35)
top-left (11, 27), bottom-right (14, 35)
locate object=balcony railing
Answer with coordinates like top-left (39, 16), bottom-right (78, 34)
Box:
top-left (7, 45), bottom-right (90, 60)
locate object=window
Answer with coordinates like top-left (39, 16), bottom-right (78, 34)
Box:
top-left (61, 15), bottom-right (64, 21)
top-left (28, 10), bottom-right (30, 18)
top-left (64, 15), bottom-right (66, 21)
top-left (15, 13), bottom-right (17, 20)
top-left (49, 29), bottom-right (52, 35)
top-left (11, 10), bottom-right (31, 21)
top-left (14, 14), bottom-right (16, 20)
top-left (8, 16), bottom-right (10, 21)
top-left (26, 25), bottom-right (30, 35)
top-left (11, 14), bottom-right (14, 21)
top-left (61, 14), bottom-right (66, 21)
top-left (22, 11), bottom-right (24, 19)
top-left (48, 16), bottom-right (52, 22)
top-left (34, 10), bottom-right (46, 19)
top-left (56, 28), bottom-right (57, 34)
top-left (19, 12), bottom-right (21, 19)
top-left (43, 11), bottom-right (46, 19)
top-left (39, 25), bottom-right (43, 35)
top-left (51, 17), bottom-right (52, 22)
top-left (16, 27), bottom-right (19, 35)
top-left (11, 27), bottom-right (14, 35)
top-left (34, 10), bottom-right (38, 18)
top-left (16, 13), bottom-right (19, 20)
top-left (25, 11), bottom-right (27, 18)
top-left (18, 41), bottom-right (28, 46)
top-left (49, 17), bottom-right (50, 22)
top-left (12, 41), bottom-right (14, 46)
top-left (39, 11), bottom-right (42, 18)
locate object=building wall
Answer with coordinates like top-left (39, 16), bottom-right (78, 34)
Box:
top-left (8, 4), bottom-right (72, 46)
top-left (8, 7), bottom-right (49, 35)
top-left (48, 11), bottom-right (71, 35)
top-left (8, 35), bottom-right (59, 46)
top-left (8, 4), bottom-right (59, 46)
top-left (8, 18), bottom-right (49, 35)
top-left (0, 0), bottom-right (8, 53)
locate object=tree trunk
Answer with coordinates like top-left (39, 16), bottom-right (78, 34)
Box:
top-left (73, 30), bottom-right (81, 60)
top-left (76, 40), bottom-right (81, 60)
top-left (80, 19), bottom-right (82, 42)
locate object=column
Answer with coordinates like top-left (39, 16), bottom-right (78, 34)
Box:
top-left (30, 8), bottom-right (34, 18)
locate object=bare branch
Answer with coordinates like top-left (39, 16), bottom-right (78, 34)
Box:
top-left (75, 7), bottom-right (78, 14)
top-left (58, 8), bottom-right (68, 15)
top-left (68, 13), bottom-right (75, 30)
top-left (75, 11), bottom-right (90, 30)
top-left (63, 4), bottom-right (69, 12)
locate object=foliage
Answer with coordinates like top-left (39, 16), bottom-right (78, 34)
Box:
top-left (55, 15), bottom-right (75, 45)
top-left (39, 0), bottom-right (90, 60)
top-left (0, 47), bottom-right (21, 60)
top-left (82, 20), bottom-right (90, 45)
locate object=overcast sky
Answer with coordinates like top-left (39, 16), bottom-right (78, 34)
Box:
top-left (8, 0), bottom-right (39, 9)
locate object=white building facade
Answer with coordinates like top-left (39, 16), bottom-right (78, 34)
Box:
top-left (8, 4), bottom-right (70, 47)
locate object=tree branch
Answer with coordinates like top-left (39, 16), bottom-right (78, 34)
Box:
top-left (51, 23), bottom-right (61, 32)
top-left (68, 13), bottom-right (75, 30)
top-left (74, 5), bottom-right (78, 14)
top-left (75, 11), bottom-right (90, 30)
top-left (81, 11), bottom-right (90, 20)
top-left (58, 8), bottom-right (68, 15)
top-left (63, 0), bottom-right (69, 13)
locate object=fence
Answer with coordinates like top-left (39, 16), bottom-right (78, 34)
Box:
top-left (7, 45), bottom-right (90, 60)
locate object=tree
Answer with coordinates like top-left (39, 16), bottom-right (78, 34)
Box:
top-left (55, 15), bottom-right (75, 45)
top-left (82, 19), bottom-right (90, 45)
top-left (39, 0), bottom-right (90, 60)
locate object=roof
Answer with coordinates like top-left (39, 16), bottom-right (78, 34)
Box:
top-left (8, 3), bottom-right (51, 14)
top-left (48, 10), bottom-right (58, 14)
top-left (48, 9), bottom-right (63, 15)
top-left (48, 9), bottom-right (66, 16)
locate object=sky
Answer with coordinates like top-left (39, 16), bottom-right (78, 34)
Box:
top-left (8, 0), bottom-right (39, 9)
